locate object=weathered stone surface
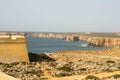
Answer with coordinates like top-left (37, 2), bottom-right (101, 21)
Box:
top-left (1, 48), bottom-right (120, 80)
top-left (0, 35), bottom-right (29, 63)
top-left (0, 71), bottom-right (20, 80)
top-left (66, 36), bottom-right (79, 41)
top-left (88, 37), bottom-right (120, 47)
top-left (0, 62), bottom-right (43, 80)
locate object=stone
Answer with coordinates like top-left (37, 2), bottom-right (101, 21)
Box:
top-left (0, 35), bottom-right (29, 63)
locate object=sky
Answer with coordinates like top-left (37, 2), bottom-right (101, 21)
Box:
top-left (0, 0), bottom-right (120, 32)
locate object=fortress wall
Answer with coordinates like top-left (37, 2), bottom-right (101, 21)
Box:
top-left (0, 36), bottom-right (29, 63)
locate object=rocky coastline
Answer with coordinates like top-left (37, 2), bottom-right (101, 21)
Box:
top-left (29, 33), bottom-right (120, 47)
top-left (88, 37), bottom-right (120, 47)
top-left (0, 32), bottom-right (120, 47)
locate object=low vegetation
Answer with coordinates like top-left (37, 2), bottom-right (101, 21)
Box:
top-left (0, 62), bottom-right (44, 80)
top-left (55, 72), bottom-right (72, 77)
top-left (57, 65), bottom-right (73, 72)
top-left (80, 68), bottom-right (87, 71)
top-left (84, 75), bottom-right (99, 80)
top-left (110, 74), bottom-right (120, 79)
top-left (106, 60), bottom-right (116, 64)
top-left (0, 48), bottom-right (120, 79)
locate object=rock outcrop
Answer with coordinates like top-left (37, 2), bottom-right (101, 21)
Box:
top-left (0, 71), bottom-right (20, 80)
top-left (66, 36), bottom-right (80, 41)
top-left (88, 37), bottom-right (120, 47)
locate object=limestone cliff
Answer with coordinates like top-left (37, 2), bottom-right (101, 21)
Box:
top-left (66, 36), bottom-right (80, 41)
top-left (88, 37), bottom-right (120, 47)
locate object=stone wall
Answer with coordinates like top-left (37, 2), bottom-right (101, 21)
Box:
top-left (0, 35), bottom-right (29, 63)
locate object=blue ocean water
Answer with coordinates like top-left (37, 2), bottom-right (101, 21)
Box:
top-left (26, 37), bottom-right (109, 54)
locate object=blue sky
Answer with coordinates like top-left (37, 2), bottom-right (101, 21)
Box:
top-left (0, 0), bottom-right (120, 32)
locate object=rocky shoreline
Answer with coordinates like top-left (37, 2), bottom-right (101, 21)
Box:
top-left (0, 48), bottom-right (120, 80)
top-left (0, 31), bottom-right (120, 47)
top-left (88, 38), bottom-right (120, 47)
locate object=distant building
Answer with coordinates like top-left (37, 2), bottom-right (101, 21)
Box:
top-left (85, 32), bottom-right (91, 34)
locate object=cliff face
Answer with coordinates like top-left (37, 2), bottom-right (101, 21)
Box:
top-left (66, 36), bottom-right (79, 41)
top-left (88, 38), bottom-right (120, 47)
top-left (28, 32), bottom-right (120, 47)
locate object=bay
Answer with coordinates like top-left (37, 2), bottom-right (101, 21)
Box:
top-left (26, 37), bottom-right (109, 54)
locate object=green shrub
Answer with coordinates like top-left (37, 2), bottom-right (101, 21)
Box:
top-left (20, 62), bottom-right (27, 65)
top-left (105, 68), bottom-right (112, 72)
top-left (112, 74), bottom-right (120, 79)
top-left (8, 73), bottom-right (16, 77)
top-left (117, 67), bottom-right (120, 70)
top-left (106, 60), bottom-right (115, 64)
top-left (0, 62), bottom-right (4, 65)
top-left (85, 75), bottom-right (99, 80)
top-left (46, 68), bottom-right (51, 71)
top-left (78, 59), bottom-right (82, 62)
top-left (40, 78), bottom-right (49, 80)
top-left (5, 64), bottom-right (13, 68)
top-left (56, 72), bottom-right (71, 77)
top-left (57, 66), bottom-right (73, 72)
top-left (10, 62), bottom-right (20, 66)
top-left (24, 70), bottom-right (38, 74)
top-left (80, 68), bottom-right (86, 71)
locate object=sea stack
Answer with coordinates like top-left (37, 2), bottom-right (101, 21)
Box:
top-left (0, 35), bottom-right (29, 63)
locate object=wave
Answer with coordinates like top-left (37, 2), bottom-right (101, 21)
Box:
top-left (80, 43), bottom-right (88, 47)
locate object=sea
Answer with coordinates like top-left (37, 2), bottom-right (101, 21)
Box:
top-left (26, 37), bottom-right (110, 54)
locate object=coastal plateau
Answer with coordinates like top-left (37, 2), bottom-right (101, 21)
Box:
top-left (0, 48), bottom-right (120, 80)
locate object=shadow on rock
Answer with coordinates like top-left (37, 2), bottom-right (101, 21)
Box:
top-left (28, 52), bottom-right (56, 62)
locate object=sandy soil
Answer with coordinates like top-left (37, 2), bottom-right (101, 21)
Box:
top-left (50, 71), bottom-right (120, 80)
top-left (40, 65), bottom-right (120, 80)
top-left (0, 71), bottom-right (20, 80)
